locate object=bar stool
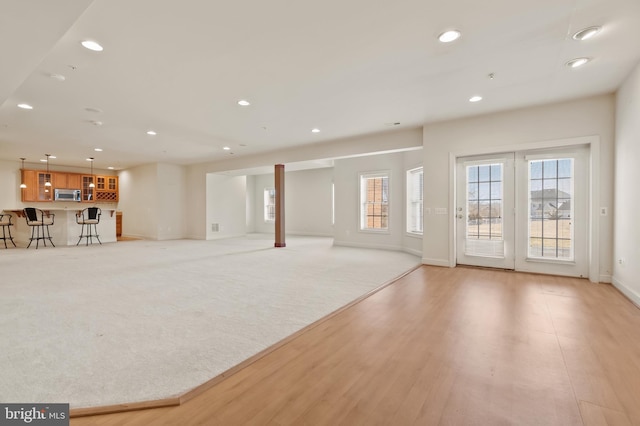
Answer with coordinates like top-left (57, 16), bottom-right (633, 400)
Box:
top-left (24, 207), bottom-right (55, 249)
top-left (0, 213), bottom-right (17, 248)
top-left (76, 207), bottom-right (102, 245)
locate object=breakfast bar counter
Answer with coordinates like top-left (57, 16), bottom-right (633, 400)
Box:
top-left (3, 208), bottom-right (117, 247)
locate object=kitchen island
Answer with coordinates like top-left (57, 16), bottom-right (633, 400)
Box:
top-left (3, 208), bottom-right (117, 247)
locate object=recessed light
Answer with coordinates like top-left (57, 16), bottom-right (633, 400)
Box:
top-left (49, 74), bottom-right (66, 82)
top-left (40, 159), bottom-right (47, 162)
top-left (566, 57), bottom-right (590, 68)
top-left (223, 146), bottom-right (231, 150)
top-left (49, 156), bottom-right (56, 159)
top-left (94, 148), bottom-right (103, 152)
top-left (572, 26), bottom-right (601, 41)
top-left (238, 100), bottom-right (251, 106)
top-left (469, 96), bottom-right (483, 102)
top-left (108, 166), bottom-right (114, 170)
top-left (438, 30), bottom-right (461, 43)
top-left (147, 130), bottom-right (157, 135)
top-left (81, 40), bottom-right (103, 51)
top-left (17, 103), bottom-right (33, 110)
top-left (85, 107), bottom-right (103, 113)
top-left (311, 128), bottom-right (320, 133)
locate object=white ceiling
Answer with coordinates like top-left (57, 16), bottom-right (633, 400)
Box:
top-left (1, 0), bottom-right (639, 170)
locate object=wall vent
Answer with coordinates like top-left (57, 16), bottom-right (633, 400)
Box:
top-left (211, 223), bottom-right (219, 232)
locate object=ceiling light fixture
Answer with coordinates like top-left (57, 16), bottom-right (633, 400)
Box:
top-left (438, 30), bottom-right (461, 43)
top-left (19, 158), bottom-right (27, 189)
top-left (469, 96), bottom-right (483, 102)
top-left (238, 100), bottom-right (251, 106)
top-left (88, 158), bottom-right (95, 188)
top-left (81, 40), bottom-right (104, 51)
top-left (44, 154), bottom-right (52, 187)
top-left (311, 128), bottom-right (320, 133)
top-left (223, 146), bottom-right (231, 150)
top-left (108, 166), bottom-right (114, 170)
top-left (49, 74), bottom-right (66, 82)
top-left (17, 103), bottom-right (33, 110)
top-left (566, 57), bottom-right (590, 68)
top-left (94, 148), bottom-right (103, 152)
top-left (572, 26), bottom-right (601, 41)
top-left (146, 130), bottom-right (157, 136)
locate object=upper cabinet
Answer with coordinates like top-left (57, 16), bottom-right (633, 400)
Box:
top-left (20, 170), bottom-right (38, 202)
top-left (21, 169), bottom-right (118, 203)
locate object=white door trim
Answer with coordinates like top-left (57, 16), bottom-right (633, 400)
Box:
top-left (448, 135), bottom-right (600, 282)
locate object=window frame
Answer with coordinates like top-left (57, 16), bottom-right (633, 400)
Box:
top-left (406, 166), bottom-right (424, 236)
top-left (359, 171), bottom-right (390, 233)
top-left (263, 187), bottom-right (276, 223)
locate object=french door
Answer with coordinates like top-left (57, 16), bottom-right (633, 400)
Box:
top-left (456, 154), bottom-right (515, 269)
top-left (456, 147), bottom-right (589, 277)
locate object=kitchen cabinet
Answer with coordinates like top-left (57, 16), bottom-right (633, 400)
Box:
top-left (20, 170), bottom-right (38, 202)
top-left (37, 172), bottom-right (53, 201)
top-left (66, 173), bottom-right (82, 190)
top-left (81, 175), bottom-right (95, 202)
top-left (95, 175), bottom-right (118, 202)
top-left (20, 169), bottom-right (118, 203)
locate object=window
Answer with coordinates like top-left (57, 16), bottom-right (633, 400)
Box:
top-left (528, 158), bottom-right (574, 260)
top-left (466, 163), bottom-right (503, 241)
top-left (360, 172), bottom-right (389, 231)
top-left (406, 167), bottom-right (423, 234)
top-left (264, 188), bottom-right (276, 222)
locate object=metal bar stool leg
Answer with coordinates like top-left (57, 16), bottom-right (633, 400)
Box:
top-left (93, 223), bottom-right (101, 244)
top-left (8, 224), bottom-right (16, 248)
top-left (45, 224), bottom-right (55, 247)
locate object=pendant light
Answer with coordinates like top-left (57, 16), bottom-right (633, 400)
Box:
top-left (44, 154), bottom-right (52, 188)
top-left (19, 158), bottom-right (27, 189)
top-left (89, 157), bottom-right (95, 188)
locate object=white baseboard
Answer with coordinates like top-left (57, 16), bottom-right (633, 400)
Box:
top-left (612, 276), bottom-right (640, 308)
top-left (599, 274), bottom-right (612, 284)
top-left (422, 257), bottom-right (451, 267)
top-left (333, 240), bottom-right (404, 252)
top-left (287, 231), bottom-right (333, 238)
top-left (403, 247), bottom-right (422, 257)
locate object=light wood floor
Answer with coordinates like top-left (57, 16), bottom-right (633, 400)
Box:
top-left (71, 266), bottom-right (640, 425)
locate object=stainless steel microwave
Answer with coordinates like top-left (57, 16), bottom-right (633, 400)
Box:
top-left (54, 188), bottom-right (81, 201)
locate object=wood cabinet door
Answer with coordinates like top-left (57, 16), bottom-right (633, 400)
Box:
top-left (38, 172), bottom-right (53, 201)
top-left (21, 170), bottom-right (38, 202)
top-left (53, 172), bottom-right (68, 189)
top-left (66, 174), bottom-right (82, 189)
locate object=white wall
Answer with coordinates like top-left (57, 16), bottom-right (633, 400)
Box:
top-left (118, 163), bottom-right (187, 240)
top-left (422, 94), bottom-right (615, 281)
top-left (403, 149), bottom-right (423, 256)
top-left (118, 164), bottom-right (158, 239)
top-left (285, 168), bottom-right (333, 237)
top-left (0, 159), bottom-right (20, 209)
top-left (205, 174), bottom-right (246, 239)
top-left (252, 174), bottom-right (275, 234)
top-left (245, 175), bottom-right (256, 233)
top-left (157, 163), bottom-right (187, 240)
top-left (333, 152), bottom-right (406, 251)
top-left (613, 62), bottom-right (640, 305)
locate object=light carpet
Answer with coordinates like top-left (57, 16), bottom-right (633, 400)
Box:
top-left (0, 235), bottom-right (420, 409)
